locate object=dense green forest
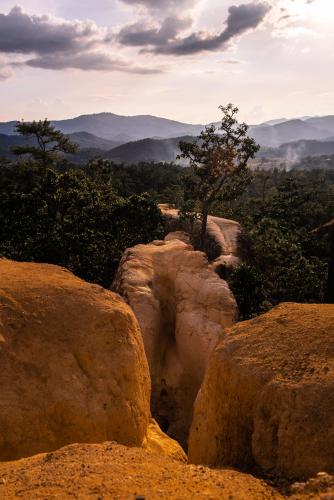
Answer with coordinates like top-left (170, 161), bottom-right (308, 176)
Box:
top-left (0, 119), bottom-right (165, 289)
top-left (216, 168), bottom-right (334, 317)
top-left (0, 120), bottom-right (333, 318)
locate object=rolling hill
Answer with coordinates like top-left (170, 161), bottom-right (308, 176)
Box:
top-left (0, 132), bottom-right (121, 159)
top-left (3, 130), bottom-right (334, 166)
top-left (263, 139), bottom-right (334, 159)
top-left (249, 119), bottom-right (333, 147)
top-left (2, 111), bottom-right (334, 166)
top-left (1, 112), bottom-right (333, 147)
top-left (0, 113), bottom-right (204, 142)
top-left (104, 136), bottom-right (193, 164)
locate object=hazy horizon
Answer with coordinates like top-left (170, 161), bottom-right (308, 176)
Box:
top-left (1, 0), bottom-right (333, 124)
top-left (0, 109), bottom-right (332, 128)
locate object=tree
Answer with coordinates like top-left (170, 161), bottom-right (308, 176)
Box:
top-left (0, 154), bottom-right (163, 288)
top-left (11, 119), bottom-right (78, 171)
top-left (313, 219), bottom-right (334, 303)
top-left (178, 104), bottom-right (259, 249)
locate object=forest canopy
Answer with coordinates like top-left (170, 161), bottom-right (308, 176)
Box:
top-left (0, 118), bottom-right (333, 316)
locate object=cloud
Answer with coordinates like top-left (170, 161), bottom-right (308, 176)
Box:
top-left (219, 59), bottom-right (243, 64)
top-left (0, 6), bottom-right (103, 55)
top-left (118, 16), bottom-right (191, 46)
top-left (123, 1), bottom-right (271, 55)
top-left (0, 66), bottom-right (12, 80)
top-left (25, 52), bottom-right (161, 73)
top-left (120, 0), bottom-right (196, 12)
top-left (0, 54), bottom-right (14, 80)
top-left (0, 6), bottom-right (158, 75)
top-left (269, 0), bottom-right (320, 39)
top-left (0, 1), bottom-right (272, 79)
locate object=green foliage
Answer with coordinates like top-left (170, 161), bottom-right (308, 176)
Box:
top-left (1, 121), bottom-right (168, 288)
top-left (2, 117), bottom-right (333, 314)
top-left (12, 119), bottom-right (78, 169)
top-left (0, 159), bottom-right (163, 288)
top-left (178, 104), bottom-right (259, 249)
top-left (228, 264), bottom-right (268, 320)
top-left (218, 168), bottom-right (334, 318)
top-left (105, 161), bottom-right (183, 203)
top-left (250, 218), bottom-right (327, 300)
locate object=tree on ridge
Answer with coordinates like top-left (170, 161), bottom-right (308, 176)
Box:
top-left (178, 104), bottom-right (259, 249)
top-left (12, 119), bottom-right (78, 171)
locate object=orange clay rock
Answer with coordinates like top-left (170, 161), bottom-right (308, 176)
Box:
top-left (113, 235), bottom-right (237, 447)
top-left (188, 303), bottom-right (334, 480)
top-left (0, 259), bottom-right (150, 461)
top-left (290, 472), bottom-right (334, 499)
top-left (143, 418), bottom-right (187, 463)
top-left (0, 442), bottom-right (283, 499)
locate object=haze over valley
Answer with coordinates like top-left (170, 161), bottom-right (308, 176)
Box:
top-left (2, 111), bottom-right (334, 166)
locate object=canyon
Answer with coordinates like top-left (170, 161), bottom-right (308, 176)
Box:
top-left (0, 219), bottom-right (333, 498)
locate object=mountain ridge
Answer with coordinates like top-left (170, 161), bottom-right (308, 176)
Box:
top-left (1, 112), bottom-right (334, 147)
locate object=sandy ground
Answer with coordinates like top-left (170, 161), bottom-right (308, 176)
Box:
top-left (0, 442), bottom-right (283, 499)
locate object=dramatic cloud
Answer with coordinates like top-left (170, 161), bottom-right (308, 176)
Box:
top-left (154, 2), bottom-right (271, 55)
top-left (118, 16), bottom-right (191, 46)
top-left (0, 6), bottom-right (104, 55)
top-left (0, 6), bottom-right (158, 74)
top-left (118, 1), bottom-right (271, 55)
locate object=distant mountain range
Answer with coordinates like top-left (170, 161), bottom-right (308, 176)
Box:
top-left (0, 113), bottom-right (204, 142)
top-left (104, 136), bottom-right (193, 164)
top-left (261, 139), bottom-right (334, 160)
top-left (250, 119), bottom-right (334, 148)
top-left (1, 111), bottom-right (334, 165)
top-left (1, 112), bottom-right (334, 146)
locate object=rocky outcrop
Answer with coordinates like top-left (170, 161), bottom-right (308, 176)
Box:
top-left (290, 472), bottom-right (334, 499)
top-left (143, 419), bottom-right (187, 463)
top-left (188, 303), bottom-right (334, 480)
top-left (114, 235), bottom-right (237, 447)
top-left (0, 259), bottom-right (150, 461)
top-left (0, 441), bottom-right (283, 499)
top-left (159, 204), bottom-right (242, 271)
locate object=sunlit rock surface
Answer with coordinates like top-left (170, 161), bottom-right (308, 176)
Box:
top-left (189, 303), bottom-right (334, 480)
top-left (114, 234), bottom-right (237, 447)
top-left (0, 259), bottom-right (150, 461)
top-left (159, 204), bottom-right (242, 272)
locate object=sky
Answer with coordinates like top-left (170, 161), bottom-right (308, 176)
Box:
top-left (0, 0), bottom-right (333, 124)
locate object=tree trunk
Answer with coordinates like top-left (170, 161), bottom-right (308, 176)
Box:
top-left (200, 210), bottom-right (208, 251)
top-left (327, 225), bottom-right (334, 303)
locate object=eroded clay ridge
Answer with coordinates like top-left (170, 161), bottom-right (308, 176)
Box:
top-left (159, 204), bottom-right (242, 269)
top-left (113, 234), bottom-right (238, 447)
top-left (0, 259), bottom-right (150, 461)
top-left (189, 302), bottom-right (334, 481)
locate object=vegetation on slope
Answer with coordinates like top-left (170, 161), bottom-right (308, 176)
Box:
top-left (0, 121), bottom-right (163, 288)
top-left (0, 116), bottom-right (332, 316)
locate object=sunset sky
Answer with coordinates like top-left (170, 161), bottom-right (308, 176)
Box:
top-left (0, 0), bottom-right (333, 124)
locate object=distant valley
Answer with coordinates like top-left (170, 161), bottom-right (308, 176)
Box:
top-left (1, 112), bottom-right (334, 166)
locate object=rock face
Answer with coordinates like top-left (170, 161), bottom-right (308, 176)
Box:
top-left (159, 204), bottom-right (242, 271)
top-left (0, 259), bottom-right (150, 461)
top-left (188, 303), bottom-right (334, 480)
top-left (143, 419), bottom-right (187, 463)
top-left (290, 472), bottom-right (334, 499)
top-left (114, 235), bottom-right (237, 447)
